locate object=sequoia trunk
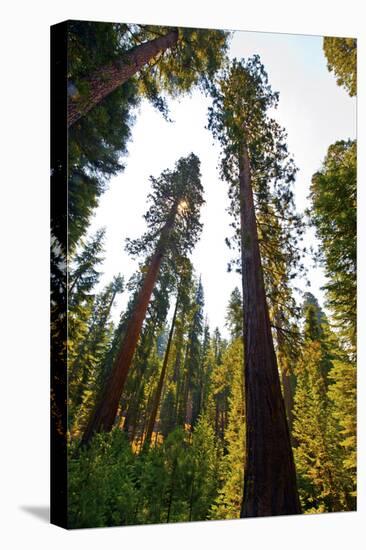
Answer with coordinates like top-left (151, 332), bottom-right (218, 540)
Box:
top-left (82, 210), bottom-right (177, 444)
top-left (68, 30), bottom-right (179, 127)
top-left (239, 142), bottom-right (301, 517)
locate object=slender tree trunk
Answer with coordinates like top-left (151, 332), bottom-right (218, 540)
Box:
top-left (239, 142), bottom-right (301, 517)
top-left (275, 324), bottom-right (295, 435)
top-left (82, 209), bottom-right (177, 444)
top-left (281, 368), bottom-right (294, 433)
top-left (145, 296), bottom-right (179, 446)
top-left (68, 29), bottom-right (179, 127)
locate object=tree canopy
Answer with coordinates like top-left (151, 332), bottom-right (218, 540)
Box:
top-left (323, 37), bottom-right (357, 96)
top-left (309, 139), bottom-right (356, 351)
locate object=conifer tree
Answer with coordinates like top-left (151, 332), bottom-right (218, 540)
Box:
top-left (69, 275), bottom-right (124, 434)
top-left (309, 140), bottom-right (356, 353)
top-left (144, 294), bottom-right (179, 446)
top-left (293, 298), bottom-right (348, 512)
top-left (83, 154), bottom-right (204, 443)
top-left (182, 277), bottom-right (205, 428)
top-left (68, 229), bottom-right (106, 380)
top-left (120, 266), bottom-right (175, 442)
top-left (327, 356), bottom-right (356, 505)
top-left (68, 23), bottom-right (229, 126)
top-left (226, 287), bottom-right (243, 339)
top-left (208, 56), bottom-right (301, 516)
top-left (211, 338), bottom-right (245, 519)
top-left (67, 22), bottom-right (140, 252)
top-left (187, 416), bottom-right (221, 521)
top-left (323, 37), bottom-right (357, 96)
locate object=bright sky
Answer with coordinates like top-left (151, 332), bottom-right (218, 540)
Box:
top-left (86, 30), bottom-right (356, 338)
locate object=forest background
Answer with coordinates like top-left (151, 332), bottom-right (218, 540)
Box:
top-left (0, 1), bottom-right (365, 550)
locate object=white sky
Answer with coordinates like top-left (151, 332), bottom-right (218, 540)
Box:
top-left (86, 30), bottom-right (356, 338)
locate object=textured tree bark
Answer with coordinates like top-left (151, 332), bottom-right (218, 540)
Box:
top-left (82, 209), bottom-right (177, 444)
top-left (239, 142), bottom-right (301, 517)
top-left (144, 296), bottom-right (179, 446)
top-left (68, 30), bottom-right (179, 127)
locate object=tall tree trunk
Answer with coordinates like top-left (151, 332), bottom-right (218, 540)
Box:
top-left (145, 296), bottom-right (179, 446)
top-left (82, 208), bottom-right (177, 444)
top-left (239, 142), bottom-right (301, 517)
top-left (68, 29), bottom-right (179, 127)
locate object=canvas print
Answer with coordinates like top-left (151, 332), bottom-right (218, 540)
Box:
top-left (50, 20), bottom-right (357, 529)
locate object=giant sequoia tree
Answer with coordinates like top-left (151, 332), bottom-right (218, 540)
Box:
top-left (83, 154), bottom-right (204, 443)
top-left (208, 56), bottom-right (301, 516)
top-left (68, 23), bottom-right (229, 126)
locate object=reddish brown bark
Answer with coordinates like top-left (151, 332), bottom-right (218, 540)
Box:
top-left (68, 30), bottom-right (179, 127)
top-left (82, 209), bottom-right (177, 444)
top-left (239, 142), bottom-right (301, 517)
top-left (144, 296), bottom-right (179, 446)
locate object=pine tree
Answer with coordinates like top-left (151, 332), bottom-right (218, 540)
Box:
top-left (144, 294), bottom-right (179, 446)
top-left (226, 287), bottom-right (243, 339)
top-left (69, 275), bottom-right (124, 435)
top-left (182, 277), bottom-right (205, 429)
top-left (211, 338), bottom-right (245, 519)
top-left (293, 298), bottom-right (349, 512)
top-left (67, 229), bottom-right (106, 385)
top-left (117, 266), bottom-right (175, 444)
top-left (210, 328), bottom-right (230, 441)
top-left (208, 56), bottom-right (301, 516)
top-left (187, 416), bottom-right (221, 521)
top-left (83, 154), bottom-right (204, 442)
top-left (309, 140), bottom-right (356, 353)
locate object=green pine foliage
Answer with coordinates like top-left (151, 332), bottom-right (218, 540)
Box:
top-left (323, 37), bottom-right (357, 96)
top-left (309, 140), bottom-right (357, 352)
top-left (211, 338), bottom-right (245, 519)
top-left (327, 356), bottom-right (357, 500)
top-left (292, 298), bottom-right (355, 513)
top-left (67, 22), bottom-right (139, 251)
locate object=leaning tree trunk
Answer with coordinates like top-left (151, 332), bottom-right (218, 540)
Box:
top-left (144, 295), bottom-right (179, 447)
top-left (82, 209), bottom-right (177, 444)
top-left (239, 141), bottom-right (301, 517)
top-left (68, 29), bottom-right (179, 127)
